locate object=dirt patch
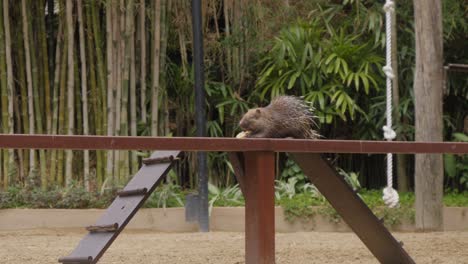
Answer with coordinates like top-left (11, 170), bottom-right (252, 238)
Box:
top-left (0, 229), bottom-right (466, 263)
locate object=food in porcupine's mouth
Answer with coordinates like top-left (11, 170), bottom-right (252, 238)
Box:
top-left (236, 131), bottom-right (250, 138)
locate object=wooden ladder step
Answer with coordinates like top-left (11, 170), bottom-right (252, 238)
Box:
top-left (58, 256), bottom-right (93, 264)
top-left (142, 156), bottom-right (176, 165)
top-left (85, 223), bottom-right (119, 233)
top-left (116, 188), bottom-right (148, 197)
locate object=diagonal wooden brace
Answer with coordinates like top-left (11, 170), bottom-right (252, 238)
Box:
top-left (290, 153), bottom-right (415, 264)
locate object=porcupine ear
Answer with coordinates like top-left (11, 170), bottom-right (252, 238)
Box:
top-left (255, 108), bottom-right (261, 117)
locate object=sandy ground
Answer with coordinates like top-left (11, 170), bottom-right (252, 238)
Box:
top-left (0, 229), bottom-right (467, 264)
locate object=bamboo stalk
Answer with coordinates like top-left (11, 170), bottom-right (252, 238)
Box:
top-left (139, 0), bottom-right (147, 123)
top-left (65, 0), bottom-right (75, 187)
top-left (174, 2), bottom-right (187, 78)
top-left (77, 0), bottom-right (90, 191)
top-left (86, 1), bottom-right (104, 187)
top-left (47, 0), bottom-right (55, 77)
top-left (15, 2), bottom-right (29, 180)
top-left (118, 0), bottom-right (130, 181)
top-left (0, 0), bottom-right (9, 186)
top-left (3, 0), bottom-right (16, 186)
top-left (26, 0), bottom-right (48, 188)
top-left (151, 0), bottom-right (161, 137)
top-left (123, 0), bottom-right (135, 178)
top-left (37, 0), bottom-right (52, 135)
top-left (57, 36), bottom-right (68, 186)
top-left (224, 0), bottom-right (232, 77)
top-left (50, 14), bottom-right (64, 186)
top-left (21, 0), bottom-right (37, 185)
top-left (14, 95), bottom-right (25, 183)
top-left (85, 0), bottom-right (101, 189)
top-left (105, 0), bottom-right (116, 186)
top-left (74, 50), bottom-right (83, 182)
top-left (90, 0), bottom-right (106, 134)
top-left (130, 22), bottom-right (138, 175)
top-left (113, 0), bottom-right (123, 183)
top-left (159, 0), bottom-right (169, 135)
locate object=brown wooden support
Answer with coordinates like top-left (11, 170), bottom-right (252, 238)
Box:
top-left (291, 153), bottom-right (415, 264)
top-left (243, 151), bottom-right (276, 264)
top-left (228, 152), bottom-right (246, 193)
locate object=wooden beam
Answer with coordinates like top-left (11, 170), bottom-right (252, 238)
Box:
top-left (0, 134), bottom-right (467, 154)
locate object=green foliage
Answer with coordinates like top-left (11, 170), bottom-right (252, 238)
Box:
top-left (337, 168), bottom-right (361, 191)
top-left (0, 185), bottom-right (113, 209)
top-left (256, 18), bottom-right (384, 124)
top-left (144, 171), bottom-right (185, 209)
top-left (279, 189), bottom-right (416, 226)
top-left (275, 178), bottom-right (320, 201)
top-left (443, 191), bottom-right (468, 207)
top-left (208, 183), bottom-right (244, 214)
top-left (278, 193), bottom-right (322, 222)
top-left (444, 133), bottom-right (468, 189)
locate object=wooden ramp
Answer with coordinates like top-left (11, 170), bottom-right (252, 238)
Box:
top-left (58, 150), bottom-right (181, 264)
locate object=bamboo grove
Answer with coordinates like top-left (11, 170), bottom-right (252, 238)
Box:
top-left (0, 0), bottom-right (268, 191)
top-left (0, 1), bottom-right (467, 192)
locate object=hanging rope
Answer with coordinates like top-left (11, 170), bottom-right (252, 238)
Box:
top-left (382, 0), bottom-right (399, 208)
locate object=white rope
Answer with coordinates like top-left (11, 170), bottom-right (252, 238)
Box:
top-left (382, 0), bottom-right (399, 208)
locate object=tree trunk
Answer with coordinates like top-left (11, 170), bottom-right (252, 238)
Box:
top-left (65, 0), bottom-right (75, 187)
top-left (413, 0), bottom-right (444, 231)
top-left (77, 0), bottom-right (90, 191)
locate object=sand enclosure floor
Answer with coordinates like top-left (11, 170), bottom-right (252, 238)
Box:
top-left (0, 229), bottom-right (466, 263)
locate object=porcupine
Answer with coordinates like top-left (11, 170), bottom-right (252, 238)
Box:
top-left (238, 95), bottom-right (319, 139)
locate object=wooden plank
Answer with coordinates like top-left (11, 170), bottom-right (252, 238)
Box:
top-left (0, 134), bottom-right (467, 154)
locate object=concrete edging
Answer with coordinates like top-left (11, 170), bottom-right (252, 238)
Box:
top-left (0, 207), bottom-right (466, 232)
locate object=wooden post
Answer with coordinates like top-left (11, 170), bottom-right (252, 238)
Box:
top-left (413, 0), bottom-right (444, 231)
top-left (243, 151), bottom-right (275, 264)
